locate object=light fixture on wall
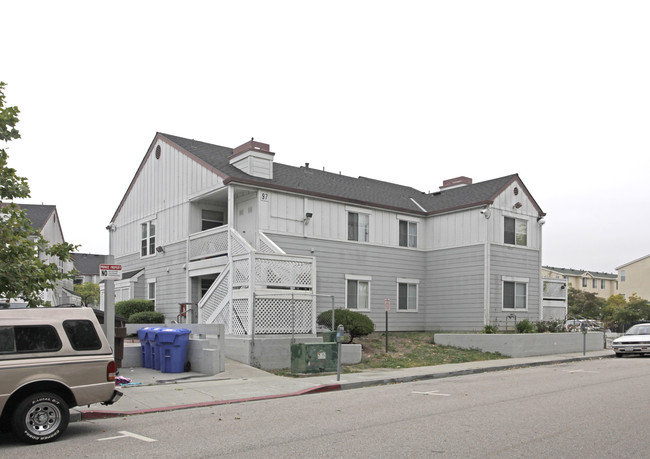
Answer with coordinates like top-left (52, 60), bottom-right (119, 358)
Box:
top-left (304, 212), bottom-right (313, 225)
top-left (156, 246), bottom-right (165, 253)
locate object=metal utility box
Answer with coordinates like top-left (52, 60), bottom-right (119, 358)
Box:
top-left (290, 342), bottom-right (338, 374)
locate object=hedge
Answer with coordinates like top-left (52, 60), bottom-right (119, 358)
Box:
top-left (316, 309), bottom-right (375, 343)
top-left (115, 300), bottom-right (154, 321)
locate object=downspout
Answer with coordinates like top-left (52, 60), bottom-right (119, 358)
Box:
top-left (538, 217), bottom-right (545, 321)
top-left (483, 207), bottom-right (492, 326)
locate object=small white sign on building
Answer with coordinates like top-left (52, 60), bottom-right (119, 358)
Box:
top-left (100, 264), bottom-right (122, 281)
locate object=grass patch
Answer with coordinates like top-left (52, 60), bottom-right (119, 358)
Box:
top-left (355, 332), bottom-right (505, 369)
top-left (272, 332), bottom-right (505, 376)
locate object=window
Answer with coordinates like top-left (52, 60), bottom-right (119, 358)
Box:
top-left (398, 280), bottom-right (418, 311)
top-left (504, 217), bottom-right (527, 246)
top-left (503, 279), bottom-right (527, 309)
top-left (202, 210), bottom-right (224, 231)
top-left (399, 220), bottom-right (417, 248)
top-left (147, 279), bottom-right (156, 307)
top-left (601, 279), bottom-right (606, 289)
top-left (593, 279), bottom-right (597, 288)
top-left (0, 325), bottom-right (61, 354)
top-left (620, 270), bottom-right (626, 282)
top-left (348, 212), bottom-right (369, 242)
top-left (346, 276), bottom-right (370, 310)
top-left (63, 320), bottom-right (102, 351)
top-left (141, 221), bottom-right (156, 257)
top-left (582, 278), bottom-right (588, 288)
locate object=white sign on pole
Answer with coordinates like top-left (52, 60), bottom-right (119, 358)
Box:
top-left (100, 264), bottom-right (122, 281)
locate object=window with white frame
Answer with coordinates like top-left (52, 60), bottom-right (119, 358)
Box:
top-left (346, 275), bottom-right (370, 310)
top-left (202, 209), bottom-right (224, 231)
top-left (348, 212), bottom-right (369, 242)
top-left (620, 270), bottom-right (626, 282)
top-left (397, 279), bottom-right (418, 311)
top-left (601, 279), bottom-right (605, 289)
top-left (504, 217), bottom-right (527, 246)
top-left (582, 278), bottom-right (588, 288)
top-left (141, 220), bottom-right (156, 257)
top-left (399, 220), bottom-right (417, 248)
top-left (147, 279), bottom-right (156, 307)
top-left (503, 277), bottom-right (527, 309)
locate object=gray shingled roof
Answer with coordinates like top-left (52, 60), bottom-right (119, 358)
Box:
top-left (16, 203), bottom-right (56, 231)
top-left (159, 133), bottom-right (543, 217)
top-left (544, 266), bottom-right (618, 279)
top-left (71, 253), bottom-right (107, 275)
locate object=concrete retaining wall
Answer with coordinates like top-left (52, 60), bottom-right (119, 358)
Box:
top-left (434, 332), bottom-right (606, 357)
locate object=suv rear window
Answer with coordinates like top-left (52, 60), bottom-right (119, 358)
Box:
top-left (63, 320), bottom-right (102, 350)
top-left (0, 325), bottom-right (62, 354)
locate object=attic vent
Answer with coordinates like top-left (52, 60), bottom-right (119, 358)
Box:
top-left (155, 145), bottom-right (161, 159)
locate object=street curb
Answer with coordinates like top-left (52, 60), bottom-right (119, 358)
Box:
top-left (71, 353), bottom-right (614, 422)
top-left (73, 383), bottom-right (341, 421)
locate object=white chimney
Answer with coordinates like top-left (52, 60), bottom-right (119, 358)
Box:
top-left (229, 139), bottom-right (274, 179)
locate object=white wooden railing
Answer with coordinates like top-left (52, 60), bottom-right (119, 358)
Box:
top-left (195, 227), bottom-right (316, 335)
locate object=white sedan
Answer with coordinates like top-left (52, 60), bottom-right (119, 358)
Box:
top-left (612, 323), bottom-right (650, 357)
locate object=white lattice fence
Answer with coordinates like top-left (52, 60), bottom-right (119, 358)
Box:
top-left (253, 295), bottom-right (314, 334)
top-left (199, 268), bottom-right (230, 323)
top-left (189, 227), bottom-right (228, 260)
top-left (231, 298), bottom-right (251, 335)
top-left (255, 256), bottom-right (313, 289)
top-left (232, 257), bottom-right (251, 287)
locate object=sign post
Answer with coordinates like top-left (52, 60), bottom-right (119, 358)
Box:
top-left (100, 263), bottom-right (122, 352)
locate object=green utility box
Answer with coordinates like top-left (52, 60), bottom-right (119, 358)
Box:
top-left (291, 342), bottom-right (338, 374)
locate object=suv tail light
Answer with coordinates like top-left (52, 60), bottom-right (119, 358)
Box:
top-left (107, 360), bottom-right (117, 382)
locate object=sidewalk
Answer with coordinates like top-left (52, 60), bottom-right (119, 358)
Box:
top-left (73, 350), bottom-right (614, 421)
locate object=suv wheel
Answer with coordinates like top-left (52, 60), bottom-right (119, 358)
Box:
top-left (12, 392), bottom-right (70, 444)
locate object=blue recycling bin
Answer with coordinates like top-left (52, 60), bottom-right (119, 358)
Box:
top-left (137, 327), bottom-right (154, 368)
top-left (157, 328), bottom-right (191, 373)
top-left (147, 327), bottom-right (164, 370)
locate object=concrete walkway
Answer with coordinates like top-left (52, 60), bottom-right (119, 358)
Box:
top-left (73, 349), bottom-right (615, 421)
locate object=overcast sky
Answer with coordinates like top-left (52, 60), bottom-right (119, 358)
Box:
top-left (3, 1), bottom-right (649, 273)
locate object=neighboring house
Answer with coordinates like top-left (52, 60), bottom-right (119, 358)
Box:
top-left (616, 254), bottom-right (650, 301)
top-left (542, 266), bottom-right (618, 298)
top-left (71, 253), bottom-right (107, 284)
top-left (5, 204), bottom-right (79, 306)
top-left (107, 133), bottom-right (547, 333)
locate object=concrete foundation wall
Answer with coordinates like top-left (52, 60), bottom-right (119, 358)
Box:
top-left (434, 332), bottom-right (605, 357)
top-left (226, 335), bottom-right (323, 370)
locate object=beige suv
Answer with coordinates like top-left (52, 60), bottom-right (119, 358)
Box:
top-left (0, 307), bottom-right (122, 444)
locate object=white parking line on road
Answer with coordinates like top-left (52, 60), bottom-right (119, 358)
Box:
top-left (98, 431), bottom-right (157, 443)
top-left (562, 369), bottom-right (600, 374)
top-left (412, 390), bottom-right (451, 396)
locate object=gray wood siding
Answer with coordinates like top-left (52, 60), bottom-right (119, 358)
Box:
top-left (114, 240), bottom-right (189, 320)
top-left (268, 234), bottom-right (428, 331)
top-left (112, 139), bottom-right (223, 258)
top-left (489, 244), bottom-right (541, 326)
top-left (425, 245), bottom-right (486, 331)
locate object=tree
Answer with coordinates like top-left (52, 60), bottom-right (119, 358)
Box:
top-left (567, 287), bottom-right (606, 319)
top-left (74, 283), bottom-right (100, 307)
top-left (0, 82), bottom-right (77, 306)
top-left (603, 294), bottom-right (650, 332)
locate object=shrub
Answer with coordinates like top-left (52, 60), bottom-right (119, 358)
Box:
top-left (483, 324), bottom-right (498, 334)
top-left (535, 320), bottom-right (566, 333)
top-left (115, 300), bottom-right (154, 320)
top-left (128, 311), bottom-right (165, 324)
top-left (316, 309), bottom-right (375, 343)
top-left (516, 319), bottom-right (535, 334)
